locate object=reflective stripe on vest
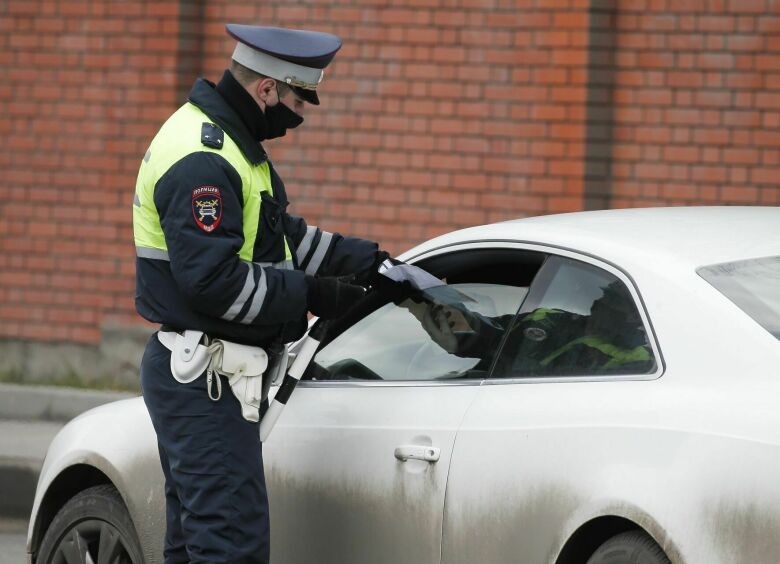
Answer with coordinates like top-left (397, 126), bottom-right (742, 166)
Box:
top-left (525, 307), bottom-right (564, 322)
top-left (540, 336), bottom-right (651, 368)
top-left (132, 102), bottom-right (293, 264)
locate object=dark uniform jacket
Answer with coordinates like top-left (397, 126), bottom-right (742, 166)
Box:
top-left (133, 72), bottom-right (378, 346)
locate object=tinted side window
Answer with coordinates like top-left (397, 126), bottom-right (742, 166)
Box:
top-left (491, 256), bottom-right (656, 378)
top-left (698, 255), bottom-right (780, 340)
top-left (307, 283), bottom-right (527, 382)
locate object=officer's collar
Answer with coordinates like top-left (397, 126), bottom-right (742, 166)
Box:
top-left (215, 70), bottom-right (270, 143)
top-left (188, 78), bottom-right (268, 165)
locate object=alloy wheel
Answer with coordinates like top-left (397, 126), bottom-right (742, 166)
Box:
top-left (50, 519), bottom-right (134, 564)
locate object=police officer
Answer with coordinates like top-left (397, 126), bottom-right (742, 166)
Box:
top-left (132, 24), bottom-right (388, 564)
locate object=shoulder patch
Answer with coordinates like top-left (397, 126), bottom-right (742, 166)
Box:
top-left (201, 122), bottom-right (224, 150)
top-left (192, 185), bottom-right (223, 232)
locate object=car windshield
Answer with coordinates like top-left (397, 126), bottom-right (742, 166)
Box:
top-left (698, 255), bottom-right (780, 340)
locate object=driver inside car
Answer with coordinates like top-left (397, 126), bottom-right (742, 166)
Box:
top-left (399, 280), bottom-right (653, 377)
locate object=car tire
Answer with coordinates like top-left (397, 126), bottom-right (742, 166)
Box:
top-left (586, 530), bottom-right (671, 564)
top-left (36, 484), bottom-right (144, 564)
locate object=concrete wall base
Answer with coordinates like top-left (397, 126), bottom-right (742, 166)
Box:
top-left (0, 324), bottom-right (155, 390)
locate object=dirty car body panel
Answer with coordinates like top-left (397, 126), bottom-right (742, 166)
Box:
top-left (28, 207), bottom-right (780, 564)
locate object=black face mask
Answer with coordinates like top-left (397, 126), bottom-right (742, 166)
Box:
top-left (263, 102), bottom-right (304, 140)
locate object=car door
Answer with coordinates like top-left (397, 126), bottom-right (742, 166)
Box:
top-left (440, 248), bottom-right (663, 564)
top-left (263, 245), bottom-right (533, 564)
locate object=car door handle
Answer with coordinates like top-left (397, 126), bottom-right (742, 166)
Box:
top-left (394, 445), bottom-right (440, 463)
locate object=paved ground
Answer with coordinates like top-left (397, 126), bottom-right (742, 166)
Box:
top-left (0, 518), bottom-right (27, 563)
top-left (0, 419), bottom-right (64, 521)
top-left (0, 420), bottom-right (64, 461)
top-left (0, 420), bottom-right (61, 563)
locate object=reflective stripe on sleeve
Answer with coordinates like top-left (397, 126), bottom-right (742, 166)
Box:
top-left (378, 258), bottom-right (394, 274)
top-left (221, 262), bottom-right (256, 322)
top-left (136, 247), bottom-right (170, 261)
top-left (304, 231), bottom-right (333, 275)
top-left (240, 268), bottom-right (268, 324)
top-left (255, 259), bottom-right (294, 270)
top-left (295, 226), bottom-right (318, 265)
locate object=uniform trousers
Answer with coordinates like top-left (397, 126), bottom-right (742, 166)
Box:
top-left (140, 333), bottom-right (270, 564)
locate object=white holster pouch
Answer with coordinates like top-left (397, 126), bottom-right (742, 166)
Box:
top-left (158, 330), bottom-right (268, 422)
top-left (158, 330), bottom-right (211, 383)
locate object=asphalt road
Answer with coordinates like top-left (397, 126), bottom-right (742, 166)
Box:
top-left (0, 419), bottom-right (64, 564)
top-left (0, 518), bottom-right (27, 563)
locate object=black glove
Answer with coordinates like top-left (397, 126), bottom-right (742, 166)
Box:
top-left (306, 276), bottom-right (367, 319)
top-left (350, 250), bottom-right (391, 288)
top-left (373, 273), bottom-right (416, 305)
top-left (369, 253), bottom-right (411, 288)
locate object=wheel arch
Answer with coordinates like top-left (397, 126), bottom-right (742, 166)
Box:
top-left (30, 464), bottom-right (113, 561)
top-left (555, 515), bottom-right (680, 564)
top-left (555, 516), bottom-right (638, 564)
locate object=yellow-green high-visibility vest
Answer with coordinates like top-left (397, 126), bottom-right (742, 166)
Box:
top-left (133, 102), bottom-right (293, 267)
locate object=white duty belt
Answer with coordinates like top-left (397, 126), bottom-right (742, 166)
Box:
top-left (158, 330), bottom-right (268, 423)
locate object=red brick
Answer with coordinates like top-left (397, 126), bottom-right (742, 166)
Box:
top-left (694, 91), bottom-right (733, 107)
top-left (546, 196), bottom-right (581, 212)
top-left (755, 92), bottom-right (780, 109)
top-left (728, 34), bottom-right (764, 51)
top-left (691, 165), bottom-right (729, 183)
top-left (552, 49), bottom-right (588, 66)
top-left (690, 127), bottom-right (728, 145)
top-left (723, 148), bottom-right (759, 164)
top-left (697, 53), bottom-right (734, 69)
top-left (760, 187), bottom-right (780, 204)
top-left (751, 167), bottom-right (780, 184)
top-left (728, 0), bottom-right (766, 13)
top-left (663, 146), bottom-right (701, 163)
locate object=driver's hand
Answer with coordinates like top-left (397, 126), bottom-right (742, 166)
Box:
top-left (401, 303), bottom-right (459, 353)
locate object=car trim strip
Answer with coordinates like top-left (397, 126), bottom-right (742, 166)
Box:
top-left (285, 370), bottom-right (661, 389)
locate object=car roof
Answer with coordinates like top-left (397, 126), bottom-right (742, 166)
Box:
top-left (404, 206), bottom-right (780, 269)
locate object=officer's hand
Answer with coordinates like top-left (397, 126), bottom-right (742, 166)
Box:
top-left (355, 251), bottom-right (404, 288)
top-left (306, 276), bottom-right (366, 320)
top-left (373, 274), bottom-right (416, 305)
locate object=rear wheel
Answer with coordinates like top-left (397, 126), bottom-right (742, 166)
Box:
top-left (586, 530), bottom-right (671, 564)
top-left (37, 484), bottom-right (144, 564)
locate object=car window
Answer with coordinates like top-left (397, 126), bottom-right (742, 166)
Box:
top-left (697, 255), bottom-right (780, 340)
top-left (305, 282), bottom-right (528, 382)
top-left (491, 255), bottom-right (657, 378)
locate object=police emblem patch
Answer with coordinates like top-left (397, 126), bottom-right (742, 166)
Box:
top-left (523, 326), bottom-right (548, 342)
top-left (191, 186), bottom-right (222, 232)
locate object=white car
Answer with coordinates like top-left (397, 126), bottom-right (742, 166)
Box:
top-left (28, 207), bottom-right (780, 564)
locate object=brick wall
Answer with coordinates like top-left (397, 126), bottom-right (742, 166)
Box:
top-left (0, 0), bottom-right (778, 360)
top-left (596, 1), bottom-right (780, 207)
top-left (201, 0), bottom-right (590, 247)
top-left (0, 0), bottom-right (192, 347)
